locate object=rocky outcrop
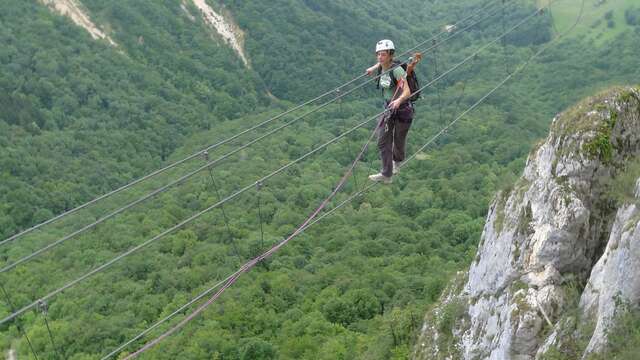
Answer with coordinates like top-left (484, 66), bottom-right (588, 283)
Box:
top-left (190, 0), bottom-right (250, 68)
top-left (579, 178), bottom-right (640, 355)
top-left (414, 87), bottom-right (640, 359)
top-left (40, 0), bottom-right (117, 46)
top-left (41, 0), bottom-right (250, 67)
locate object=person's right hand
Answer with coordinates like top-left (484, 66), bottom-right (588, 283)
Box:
top-left (412, 52), bottom-right (423, 65)
top-left (366, 64), bottom-right (379, 76)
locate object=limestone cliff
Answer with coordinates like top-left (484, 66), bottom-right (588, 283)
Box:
top-left (414, 86), bottom-right (640, 359)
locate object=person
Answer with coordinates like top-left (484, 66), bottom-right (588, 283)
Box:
top-left (365, 39), bottom-right (420, 184)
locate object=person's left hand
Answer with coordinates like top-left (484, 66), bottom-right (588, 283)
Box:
top-left (388, 99), bottom-right (401, 110)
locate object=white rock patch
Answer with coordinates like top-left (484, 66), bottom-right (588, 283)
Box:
top-left (191, 0), bottom-right (249, 68)
top-left (40, 0), bottom-right (116, 46)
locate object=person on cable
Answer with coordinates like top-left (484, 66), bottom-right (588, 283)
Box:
top-left (365, 39), bottom-right (421, 184)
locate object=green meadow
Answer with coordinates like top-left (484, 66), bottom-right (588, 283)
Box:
top-left (540, 0), bottom-right (638, 44)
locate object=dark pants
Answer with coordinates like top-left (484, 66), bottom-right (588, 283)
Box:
top-left (377, 103), bottom-right (413, 177)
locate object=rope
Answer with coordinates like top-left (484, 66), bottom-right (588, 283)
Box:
top-left (0, 0), bottom-right (509, 274)
top-left (299, 12), bottom-right (586, 247)
top-left (0, 1), bottom-right (538, 326)
top-left (432, 38), bottom-right (444, 124)
top-left (38, 300), bottom-right (62, 360)
top-left (106, 2), bottom-right (587, 357)
top-left (501, 0), bottom-right (511, 75)
top-left (438, 37), bottom-right (479, 116)
top-left (547, 0), bottom-right (560, 36)
top-left (99, 273), bottom-right (237, 360)
top-left (255, 183), bottom-right (266, 253)
top-left (110, 4), bottom-right (577, 356)
top-left (122, 110), bottom-right (382, 360)
top-left (445, 81), bottom-right (468, 113)
top-left (401, 0), bottom-right (498, 56)
top-left (338, 88), bottom-right (361, 192)
top-left (206, 164), bottom-right (242, 263)
top-left (0, 111), bottom-right (381, 326)
top-left (0, 0), bottom-right (501, 248)
top-left (0, 91), bottom-right (346, 248)
top-left (1, 283), bottom-right (39, 360)
top-left (296, 0), bottom-right (584, 239)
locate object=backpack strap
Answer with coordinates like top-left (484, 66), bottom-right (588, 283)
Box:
top-left (389, 60), bottom-right (403, 88)
top-left (377, 61), bottom-right (403, 90)
top-left (389, 67), bottom-right (397, 89)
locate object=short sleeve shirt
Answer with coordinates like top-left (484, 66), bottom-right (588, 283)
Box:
top-left (380, 66), bottom-right (406, 101)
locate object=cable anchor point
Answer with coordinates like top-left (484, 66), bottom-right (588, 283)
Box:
top-left (37, 299), bottom-right (48, 314)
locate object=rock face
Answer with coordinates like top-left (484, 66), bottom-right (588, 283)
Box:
top-left (414, 87), bottom-right (640, 360)
top-left (579, 178), bottom-right (640, 354)
top-left (190, 0), bottom-right (250, 68)
top-left (41, 0), bottom-right (250, 67)
top-left (40, 0), bottom-right (117, 46)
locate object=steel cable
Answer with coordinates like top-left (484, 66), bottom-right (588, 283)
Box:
top-left (0, 1), bottom-right (508, 274)
top-left (0, 0), bottom-right (537, 326)
top-left (105, 3), bottom-right (575, 356)
top-left (0, 0), bottom-right (500, 248)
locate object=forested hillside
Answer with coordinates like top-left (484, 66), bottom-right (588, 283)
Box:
top-left (0, 0), bottom-right (268, 240)
top-left (1, 0), bottom-right (639, 359)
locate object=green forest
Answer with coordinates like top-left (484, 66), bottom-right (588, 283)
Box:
top-left (1, 0), bottom-right (639, 359)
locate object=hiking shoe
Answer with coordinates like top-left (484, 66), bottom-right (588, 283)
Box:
top-left (368, 173), bottom-right (392, 184)
top-left (393, 161), bottom-right (402, 175)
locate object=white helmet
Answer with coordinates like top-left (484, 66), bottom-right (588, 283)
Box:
top-left (375, 39), bottom-right (395, 53)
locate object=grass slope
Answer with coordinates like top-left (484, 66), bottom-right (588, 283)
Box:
top-left (541, 0), bottom-right (637, 44)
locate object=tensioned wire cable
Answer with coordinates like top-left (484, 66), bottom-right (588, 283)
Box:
top-left (123, 107), bottom-right (382, 360)
top-left (0, 104), bottom-right (380, 326)
top-left (545, 0), bottom-right (561, 36)
top-left (116, 2), bottom-right (585, 356)
top-left (0, 1), bottom-right (510, 274)
top-left (104, 123), bottom-right (380, 360)
top-left (0, 0), bottom-right (499, 248)
top-left (206, 166), bottom-right (242, 263)
top-left (0, 282), bottom-right (40, 360)
top-left (330, 0), bottom-right (586, 248)
top-left (2, 0), bottom-right (502, 251)
top-left (0, 4), bottom-right (506, 274)
top-left (0, 2), bottom-right (552, 327)
top-left (37, 300), bottom-right (62, 360)
top-left (118, 3), bottom-right (582, 356)
top-left (315, 0), bottom-right (586, 250)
